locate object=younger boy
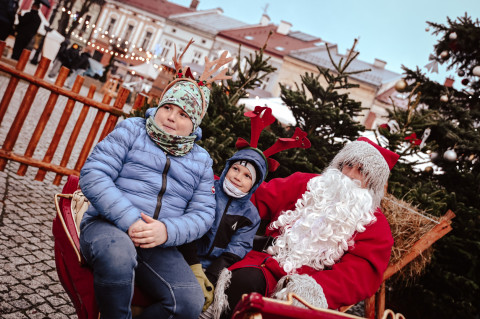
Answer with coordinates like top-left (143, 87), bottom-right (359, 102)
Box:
top-left (179, 147), bottom-right (266, 310)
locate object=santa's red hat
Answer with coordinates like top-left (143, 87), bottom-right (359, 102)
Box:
top-left (357, 137), bottom-right (399, 170)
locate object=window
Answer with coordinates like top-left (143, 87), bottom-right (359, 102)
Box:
top-left (80, 15), bottom-right (91, 33)
top-left (124, 24), bottom-right (134, 42)
top-left (160, 39), bottom-right (173, 58)
top-left (106, 17), bottom-right (116, 34)
top-left (141, 31), bottom-right (153, 50)
top-left (192, 51), bottom-right (202, 64)
top-left (261, 77), bottom-right (270, 90)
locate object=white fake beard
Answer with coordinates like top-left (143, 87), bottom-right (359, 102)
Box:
top-left (269, 169), bottom-right (377, 273)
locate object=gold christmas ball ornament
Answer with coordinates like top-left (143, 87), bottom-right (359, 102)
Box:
top-left (395, 79), bottom-right (408, 92)
top-left (424, 166), bottom-right (433, 174)
top-left (449, 32), bottom-right (457, 40)
top-left (443, 149), bottom-right (457, 162)
top-left (473, 65), bottom-right (480, 77)
top-left (440, 50), bottom-right (449, 59)
top-left (440, 95), bottom-right (449, 102)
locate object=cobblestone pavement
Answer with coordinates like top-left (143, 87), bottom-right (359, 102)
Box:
top-left (0, 162), bottom-right (76, 318)
top-left (0, 58), bottom-right (132, 318)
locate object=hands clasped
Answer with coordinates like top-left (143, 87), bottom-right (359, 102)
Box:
top-left (128, 213), bottom-right (168, 248)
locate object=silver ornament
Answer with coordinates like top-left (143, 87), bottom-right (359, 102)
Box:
top-left (430, 152), bottom-right (439, 162)
top-left (449, 32), bottom-right (457, 40)
top-left (443, 149), bottom-right (457, 162)
top-left (440, 95), bottom-right (449, 102)
top-left (473, 66), bottom-right (480, 77)
top-left (425, 27), bottom-right (430, 32)
top-left (440, 51), bottom-right (449, 59)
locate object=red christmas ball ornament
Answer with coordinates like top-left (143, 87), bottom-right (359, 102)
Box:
top-left (378, 123), bottom-right (390, 135)
top-left (457, 69), bottom-right (465, 77)
top-left (462, 78), bottom-right (470, 85)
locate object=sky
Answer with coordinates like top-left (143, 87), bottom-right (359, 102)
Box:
top-left (169, 0), bottom-right (480, 86)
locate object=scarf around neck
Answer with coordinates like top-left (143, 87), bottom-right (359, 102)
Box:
top-left (146, 116), bottom-right (196, 156)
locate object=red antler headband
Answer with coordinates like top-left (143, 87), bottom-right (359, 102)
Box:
top-left (235, 106), bottom-right (311, 173)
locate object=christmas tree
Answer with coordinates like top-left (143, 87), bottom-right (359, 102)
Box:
top-left (378, 14), bottom-right (480, 319)
top-left (278, 39), bottom-right (366, 172)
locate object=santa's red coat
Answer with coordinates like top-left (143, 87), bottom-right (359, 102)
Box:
top-left (229, 172), bottom-right (394, 309)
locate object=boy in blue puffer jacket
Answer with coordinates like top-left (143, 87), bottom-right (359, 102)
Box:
top-left (78, 77), bottom-right (216, 319)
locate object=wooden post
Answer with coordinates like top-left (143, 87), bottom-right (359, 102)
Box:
top-left (17, 67), bottom-right (70, 176)
top-left (0, 49), bottom-right (30, 128)
top-left (98, 87), bottom-right (129, 142)
top-left (0, 41), bottom-right (5, 58)
top-left (132, 93), bottom-right (146, 110)
top-left (376, 283), bottom-right (386, 319)
top-left (364, 294), bottom-right (376, 319)
top-left (73, 94), bottom-right (113, 173)
top-left (35, 76), bottom-right (84, 181)
top-left (52, 85), bottom-right (97, 185)
top-left (0, 55), bottom-right (50, 170)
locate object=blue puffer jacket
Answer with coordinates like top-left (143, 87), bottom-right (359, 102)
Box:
top-left (79, 108), bottom-right (216, 247)
top-left (196, 148), bottom-right (266, 283)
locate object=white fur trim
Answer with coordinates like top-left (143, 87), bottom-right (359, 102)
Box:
top-left (208, 268), bottom-right (232, 319)
top-left (272, 274), bottom-right (328, 309)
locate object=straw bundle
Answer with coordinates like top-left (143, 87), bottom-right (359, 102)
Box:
top-left (381, 194), bottom-right (440, 283)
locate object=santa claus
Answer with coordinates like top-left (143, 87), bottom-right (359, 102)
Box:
top-left (208, 137), bottom-right (400, 319)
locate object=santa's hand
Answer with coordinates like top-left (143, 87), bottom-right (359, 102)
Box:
top-left (129, 213), bottom-right (168, 248)
top-left (266, 246), bottom-right (277, 255)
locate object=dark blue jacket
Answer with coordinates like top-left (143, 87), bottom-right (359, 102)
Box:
top-left (196, 148), bottom-right (267, 283)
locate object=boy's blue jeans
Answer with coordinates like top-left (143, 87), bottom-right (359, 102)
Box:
top-left (80, 219), bottom-right (204, 319)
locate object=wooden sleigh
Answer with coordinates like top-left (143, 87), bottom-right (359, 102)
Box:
top-left (53, 175), bottom-right (454, 319)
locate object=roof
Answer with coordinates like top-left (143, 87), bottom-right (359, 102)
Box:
top-left (289, 45), bottom-right (401, 87)
top-left (217, 24), bottom-right (321, 58)
top-left (170, 9), bottom-right (248, 35)
top-left (113, 0), bottom-right (194, 18)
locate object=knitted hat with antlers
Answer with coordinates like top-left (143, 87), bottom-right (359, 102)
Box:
top-left (158, 39), bottom-right (233, 131)
top-left (235, 106), bottom-right (311, 178)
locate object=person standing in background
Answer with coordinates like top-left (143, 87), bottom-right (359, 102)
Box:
top-left (65, 49), bottom-right (91, 88)
top-left (47, 38), bottom-right (70, 78)
top-left (0, 0), bottom-right (19, 41)
top-left (11, 0), bottom-right (41, 60)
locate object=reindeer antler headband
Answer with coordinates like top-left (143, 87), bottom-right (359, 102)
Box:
top-left (235, 106), bottom-right (311, 175)
top-left (160, 38), bottom-right (234, 118)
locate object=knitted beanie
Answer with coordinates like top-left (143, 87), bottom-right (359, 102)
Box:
top-left (157, 79), bottom-right (210, 131)
top-left (327, 137), bottom-right (399, 208)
